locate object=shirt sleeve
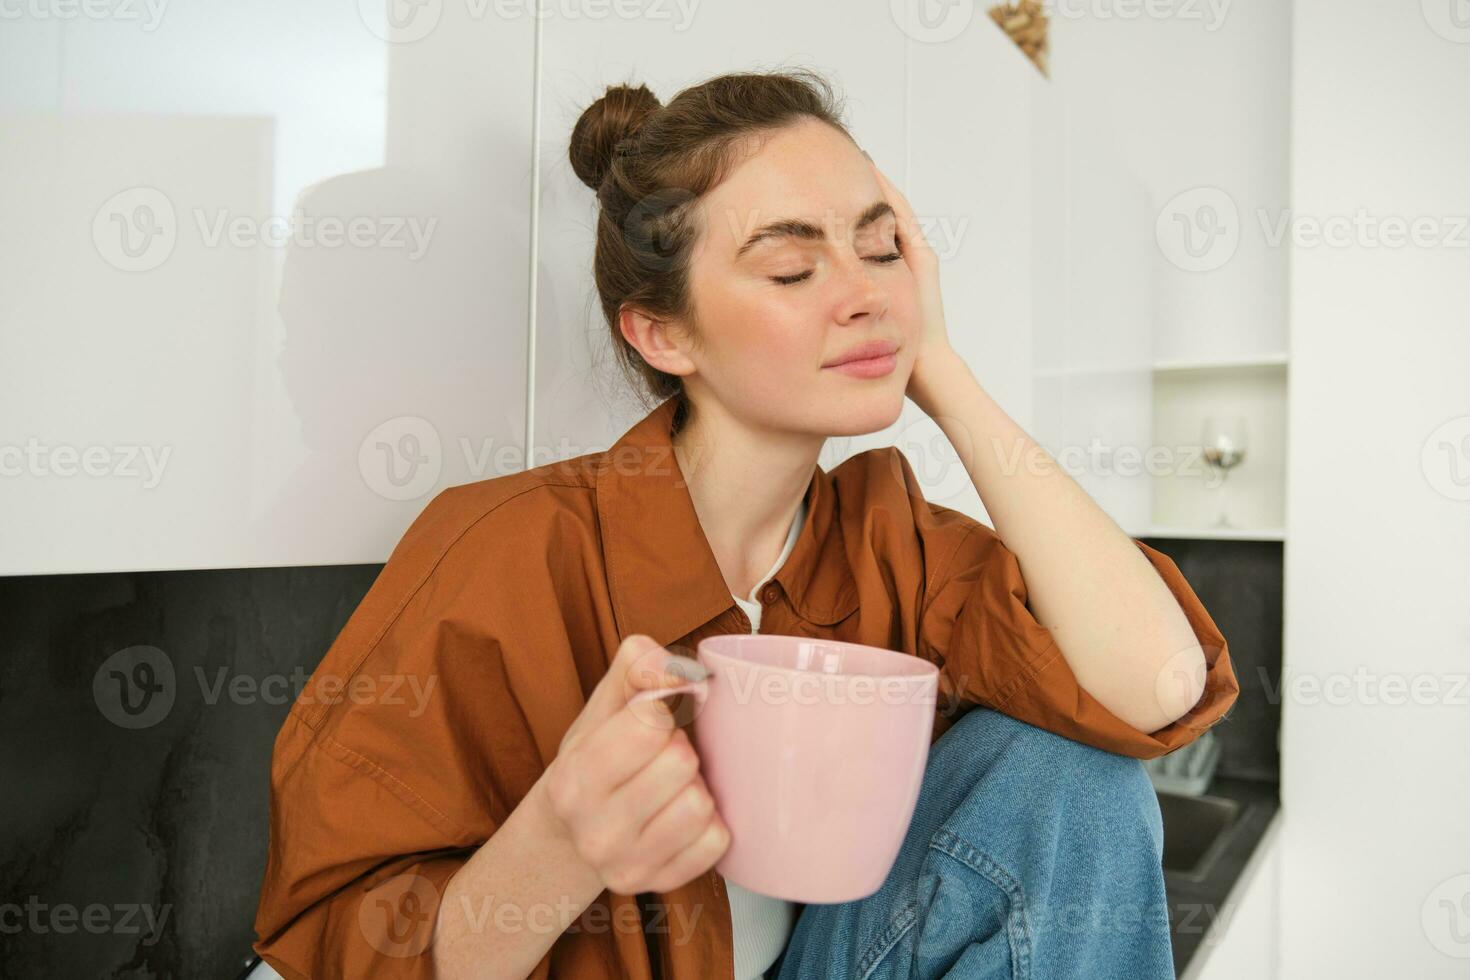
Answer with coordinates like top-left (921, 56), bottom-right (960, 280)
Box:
top-left (252, 712), bottom-right (480, 979)
top-left (917, 518), bottom-right (1239, 759)
top-left (252, 489), bottom-right (544, 978)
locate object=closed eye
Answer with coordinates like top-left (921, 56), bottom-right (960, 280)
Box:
top-left (770, 251), bottom-right (904, 286)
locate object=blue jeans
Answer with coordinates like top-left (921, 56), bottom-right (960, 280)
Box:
top-left (764, 707), bottom-right (1173, 980)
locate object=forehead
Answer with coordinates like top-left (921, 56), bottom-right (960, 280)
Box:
top-left (696, 120), bottom-right (883, 252)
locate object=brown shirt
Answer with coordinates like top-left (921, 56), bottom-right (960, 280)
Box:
top-left (253, 396), bottom-right (1238, 980)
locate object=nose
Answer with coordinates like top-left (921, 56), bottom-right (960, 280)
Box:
top-left (832, 252), bottom-right (889, 325)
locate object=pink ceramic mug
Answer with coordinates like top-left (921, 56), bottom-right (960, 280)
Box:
top-left (628, 634), bottom-right (939, 904)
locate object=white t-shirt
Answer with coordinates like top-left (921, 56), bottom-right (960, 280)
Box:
top-left (723, 496), bottom-right (806, 980)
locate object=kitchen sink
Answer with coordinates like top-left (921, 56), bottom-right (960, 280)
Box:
top-left (1157, 792), bottom-right (1242, 882)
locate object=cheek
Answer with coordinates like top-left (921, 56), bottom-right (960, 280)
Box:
top-left (888, 286), bottom-right (921, 339)
top-left (727, 302), bottom-right (814, 367)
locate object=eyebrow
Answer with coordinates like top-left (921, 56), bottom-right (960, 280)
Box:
top-left (733, 200), bottom-right (895, 260)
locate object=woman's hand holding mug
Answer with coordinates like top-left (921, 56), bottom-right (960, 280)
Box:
top-left (542, 634), bottom-right (728, 896)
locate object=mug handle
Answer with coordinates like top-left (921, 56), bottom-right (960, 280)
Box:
top-left (627, 679), bottom-right (710, 707)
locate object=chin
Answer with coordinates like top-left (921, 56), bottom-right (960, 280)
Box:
top-left (817, 383), bottom-right (909, 438)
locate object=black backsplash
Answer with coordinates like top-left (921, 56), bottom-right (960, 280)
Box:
top-left (1139, 537), bottom-right (1284, 782)
top-left (0, 564), bottom-right (382, 980)
top-left (0, 539), bottom-right (1281, 978)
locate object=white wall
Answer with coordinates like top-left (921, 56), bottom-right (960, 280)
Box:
top-left (1282, 0), bottom-right (1470, 974)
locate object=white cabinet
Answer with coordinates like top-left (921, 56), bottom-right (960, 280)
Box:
top-left (0, 2), bottom-right (533, 574)
top-left (1027, 3), bottom-right (1293, 541)
top-left (1185, 817), bottom-right (1282, 980)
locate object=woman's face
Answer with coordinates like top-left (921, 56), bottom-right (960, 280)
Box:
top-left (671, 118), bottom-right (920, 439)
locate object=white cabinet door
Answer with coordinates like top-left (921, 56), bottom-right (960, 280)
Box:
top-left (0, 2), bottom-right (533, 573)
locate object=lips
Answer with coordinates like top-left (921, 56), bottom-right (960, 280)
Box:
top-left (822, 338), bottom-right (900, 368)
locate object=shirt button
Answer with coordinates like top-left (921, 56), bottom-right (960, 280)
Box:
top-left (759, 583), bottom-right (780, 604)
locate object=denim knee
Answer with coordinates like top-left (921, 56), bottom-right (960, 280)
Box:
top-left (929, 706), bottom-right (1163, 858)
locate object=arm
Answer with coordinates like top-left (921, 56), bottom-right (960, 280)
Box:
top-left (432, 774), bottom-right (604, 979)
top-left (910, 352), bottom-right (1206, 733)
top-left (868, 158), bottom-right (1205, 735)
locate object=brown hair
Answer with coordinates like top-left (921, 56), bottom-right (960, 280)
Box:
top-left (568, 68), bottom-right (853, 436)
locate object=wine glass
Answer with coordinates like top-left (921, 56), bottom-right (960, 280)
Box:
top-left (1201, 416), bottom-right (1248, 528)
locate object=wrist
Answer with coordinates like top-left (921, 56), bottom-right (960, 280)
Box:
top-left (907, 345), bottom-right (975, 417)
top-left (528, 768), bottom-right (606, 895)
top-left (529, 766), bottom-right (573, 845)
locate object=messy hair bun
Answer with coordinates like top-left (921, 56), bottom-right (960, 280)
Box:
top-left (568, 83), bottom-right (662, 192)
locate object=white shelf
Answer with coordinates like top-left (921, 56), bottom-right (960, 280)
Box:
top-left (1151, 352), bottom-right (1289, 376)
top-left (1035, 352), bottom-right (1289, 381)
top-left (1133, 525), bottom-right (1286, 542)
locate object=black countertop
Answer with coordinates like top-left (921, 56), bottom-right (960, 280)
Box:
top-left (1163, 777), bottom-right (1281, 976)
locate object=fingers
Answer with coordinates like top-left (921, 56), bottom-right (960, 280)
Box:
top-left (868, 160), bottom-right (933, 264)
top-left (578, 635), bottom-right (673, 728)
top-left (601, 769), bottom-right (727, 897)
top-left (632, 769), bottom-right (722, 859)
top-left (638, 794), bottom-right (731, 894)
top-left (609, 728), bottom-right (703, 827)
top-left (576, 697), bottom-right (689, 794)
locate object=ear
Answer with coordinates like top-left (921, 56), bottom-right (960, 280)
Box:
top-left (619, 305), bottom-right (696, 378)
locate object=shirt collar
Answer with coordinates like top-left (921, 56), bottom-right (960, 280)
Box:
top-left (595, 397), bottom-right (860, 648)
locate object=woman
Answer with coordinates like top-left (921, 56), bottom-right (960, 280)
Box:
top-left (252, 69), bottom-right (1237, 980)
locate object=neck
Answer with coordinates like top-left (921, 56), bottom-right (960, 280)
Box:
top-left (671, 398), bottom-right (824, 599)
